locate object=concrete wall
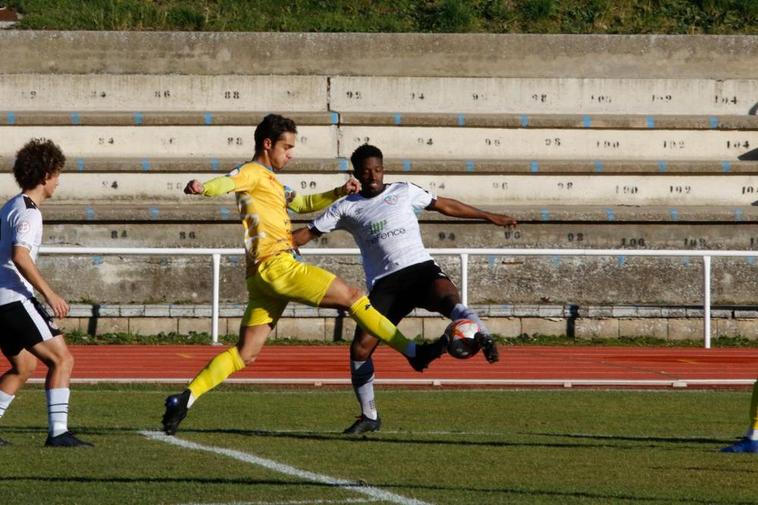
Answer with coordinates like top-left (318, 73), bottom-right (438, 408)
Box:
top-left (2, 31), bottom-right (758, 332)
top-left (2, 32), bottom-right (758, 77)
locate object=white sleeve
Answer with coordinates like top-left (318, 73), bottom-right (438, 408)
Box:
top-left (11, 209), bottom-right (41, 251)
top-left (310, 201), bottom-right (344, 234)
top-left (407, 183), bottom-right (434, 211)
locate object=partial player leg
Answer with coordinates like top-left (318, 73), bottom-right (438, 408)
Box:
top-left (163, 323), bottom-right (269, 435)
top-left (0, 349), bottom-right (37, 445)
top-left (28, 335), bottom-right (92, 447)
top-left (162, 274), bottom-right (285, 435)
top-left (424, 276), bottom-right (499, 364)
top-left (344, 330), bottom-right (382, 434)
top-left (721, 379), bottom-right (758, 453)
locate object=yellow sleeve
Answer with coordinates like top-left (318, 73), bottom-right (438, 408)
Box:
top-left (288, 186), bottom-right (347, 213)
top-left (201, 176), bottom-right (236, 196)
top-left (223, 164), bottom-right (260, 193)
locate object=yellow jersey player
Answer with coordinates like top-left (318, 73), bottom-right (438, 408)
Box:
top-left (162, 114), bottom-right (446, 435)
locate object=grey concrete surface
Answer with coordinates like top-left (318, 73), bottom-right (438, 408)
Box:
top-left (2, 32), bottom-right (758, 78)
top-left (35, 252), bottom-right (758, 306)
top-left (28, 203), bottom-right (758, 223)
top-left (4, 172), bottom-right (758, 206)
top-left (4, 157), bottom-right (758, 175)
top-left (6, 111), bottom-right (758, 130)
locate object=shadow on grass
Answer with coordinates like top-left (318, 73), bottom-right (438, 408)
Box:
top-left (1, 475), bottom-right (755, 505)
top-left (150, 426), bottom-right (726, 451)
top-left (526, 431), bottom-right (727, 445)
top-left (0, 425), bottom-right (733, 451)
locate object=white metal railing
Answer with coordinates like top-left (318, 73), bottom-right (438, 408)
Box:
top-left (41, 246), bottom-right (758, 348)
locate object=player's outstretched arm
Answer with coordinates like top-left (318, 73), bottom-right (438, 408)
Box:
top-left (429, 197), bottom-right (517, 227)
top-left (291, 227), bottom-right (319, 247)
top-left (288, 176), bottom-right (361, 214)
top-left (11, 246), bottom-right (69, 318)
top-left (184, 177), bottom-right (236, 197)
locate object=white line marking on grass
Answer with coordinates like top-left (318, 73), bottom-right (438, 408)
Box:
top-left (181, 499), bottom-right (379, 505)
top-left (140, 431), bottom-right (433, 505)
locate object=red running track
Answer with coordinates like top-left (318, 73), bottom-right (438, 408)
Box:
top-left (4, 345), bottom-right (758, 386)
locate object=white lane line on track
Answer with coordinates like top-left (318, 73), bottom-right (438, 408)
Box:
top-left (140, 431), bottom-right (433, 505)
top-left (180, 499), bottom-right (379, 505)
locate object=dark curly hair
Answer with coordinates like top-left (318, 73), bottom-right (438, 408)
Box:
top-left (13, 138), bottom-right (65, 190)
top-left (350, 144), bottom-right (383, 172)
top-left (254, 114), bottom-right (297, 155)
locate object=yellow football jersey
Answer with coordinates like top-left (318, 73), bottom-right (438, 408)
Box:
top-left (225, 162), bottom-right (294, 275)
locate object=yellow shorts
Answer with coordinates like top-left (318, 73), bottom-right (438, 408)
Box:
top-left (241, 251), bottom-right (336, 327)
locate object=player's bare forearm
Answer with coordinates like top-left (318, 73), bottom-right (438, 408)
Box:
top-left (291, 227), bottom-right (318, 247)
top-left (431, 197), bottom-right (517, 227)
top-left (12, 246), bottom-right (69, 317)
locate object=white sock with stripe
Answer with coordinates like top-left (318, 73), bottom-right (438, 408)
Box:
top-left (46, 388), bottom-right (70, 437)
top-left (0, 390), bottom-right (14, 419)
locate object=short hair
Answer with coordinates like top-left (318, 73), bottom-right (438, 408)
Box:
top-left (13, 138), bottom-right (65, 190)
top-left (254, 114), bottom-right (297, 154)
top-left (350, 144), bottom-right (383, 172)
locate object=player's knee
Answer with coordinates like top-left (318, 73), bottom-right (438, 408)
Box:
top-left (350, 334), bottom-right (376, 361)
top-left (14, 355), bottom-right (37, 379)
top-left (340, 285), bottom-right (365, 310)
top-left (59, 350), bottom-right (75, 374)
top-left (237, 351), bottom-right (256, 365)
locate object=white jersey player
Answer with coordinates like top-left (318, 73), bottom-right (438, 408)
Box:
top-left (0, 139), bottom-right (91, 447)
top-left (293, 144), bottom-right (517, 434)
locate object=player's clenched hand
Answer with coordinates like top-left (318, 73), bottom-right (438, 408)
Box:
top-left (343, 177), bottom-right (361, 195)
top-left (45, 292), bottom-right (70, 319)
top-left (184, 180), bottom-right (204, 194)
top-left (490, 214), bottom-right (518, 228)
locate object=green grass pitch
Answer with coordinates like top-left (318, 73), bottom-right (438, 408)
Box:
top-left (0, 385), bottom-right (755, 505)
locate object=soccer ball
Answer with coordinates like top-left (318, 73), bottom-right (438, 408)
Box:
top-left (445, 319), bottom-right (481, 359)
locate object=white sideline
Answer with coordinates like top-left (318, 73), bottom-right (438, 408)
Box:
top-left (140, 431), bottom-right (433, 505)
top-left (181, 500), bottom-right (378, 505)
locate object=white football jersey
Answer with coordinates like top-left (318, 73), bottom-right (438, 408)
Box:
top-left (0, 194), bottom-right (43, 305)
top-left (310, 182), bottom-right (434, 288)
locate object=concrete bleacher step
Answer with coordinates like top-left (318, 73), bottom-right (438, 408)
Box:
top-left (5, 111), bottom-right (758, 130)
top-left (330, 76), bottom-right (758, 115)
top-left (0, 125), bottom-right (336, 159)
top-left (25, 204), bottom-right (758, 223)
top-left (0, 74), bottom-right (328, 112)
top-left (1, 111), bottom-right (338, 126)
top-left (4, 125), bottom-right (755, 160)
top-left (339, 126), bottom-right (758, 160)
top-left (4, 157), bottom-right (758, 175)
top-left (41, 217), bottom-right (758, 249)
top-left (4, 172), bottom-right (758, 206)
top-left (4, 74), bottom-right (758, 116)
top-left (340, 113), bottom-right (758, 130)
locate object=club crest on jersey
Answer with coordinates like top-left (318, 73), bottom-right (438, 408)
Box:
top-left (383, 194), bottom-right (398, 205)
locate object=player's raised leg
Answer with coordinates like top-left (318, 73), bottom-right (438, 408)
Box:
top-left (425, 276), bottom-right (499, 364)
top-left (721, 379), bottom-right (758, 453)
top-left (320, 276), bottom-right (445, 372)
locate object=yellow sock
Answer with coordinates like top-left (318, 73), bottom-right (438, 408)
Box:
top-left (349, 295), bottom-right (410, 354)
top-left (188, 347), bottom-right (246, 400)
top-left (750, 380), bottom-right (758, 431)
